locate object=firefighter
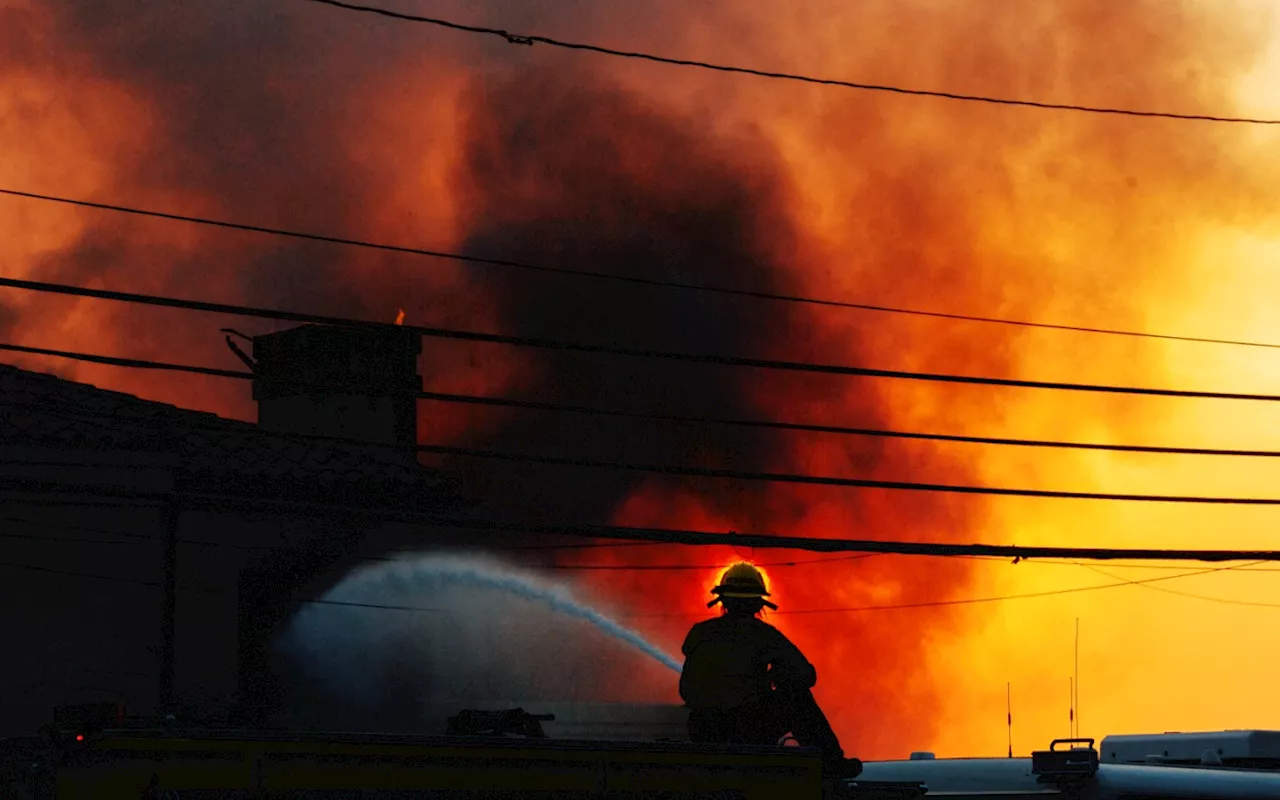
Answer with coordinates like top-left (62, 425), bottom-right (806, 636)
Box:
top-left (679, 562), bottom-right (862, 778)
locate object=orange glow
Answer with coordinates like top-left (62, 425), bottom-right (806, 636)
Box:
top-left (6, 0), bottom-right (1280, 763)
top-left (394, 308), bottom-right (405, 326)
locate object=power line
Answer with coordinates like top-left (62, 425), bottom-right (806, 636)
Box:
top-left (302, 0), bottom-right (1280, 126)
top-left (8, 347), bottom-right (1280, 460)
top-left (2, 515), bottom-right (872, 570)
top-left (419, 442), bottom-right (1280, 505)
top-left (5, 281), bottom-right (1280, 403)
top-left (424, 517), bottom-right (1280, 563)
top-left (416, 391), bottom-right (1280, 458)
top-left (0, 341), bottom-right (250, 380)
top-left (0, 529), bottom-right (152, 547)
top-left (781, 563), bottom-right (1259, 614)
top-left (4, 544), bottom-right (1268, 617)
top-left (11, 519), bottom-right (1279, 610)
top-left (1078, 562), bottom-right (1280, 608)
top-left (18, 511), bottom-right (1280, 589)
top-left (278, 563), bottom-right (1278, 617)
top-left (6, 340), bottom-right (1280, 502)
top-left (0, 559), bottom-right (161, 587)
top-left (16, 513), bottom-right (1280, 573)
top-left (634, 562), bottom-right (1263, 616)
top-left (2, 187), bottom-right (1278, 351)
top-left (0, 557), bottom-right (443, 611)
top-left (7, 474), bottom-right (1280, 562)
top-left (975, 554), bottom-right (1280, 572)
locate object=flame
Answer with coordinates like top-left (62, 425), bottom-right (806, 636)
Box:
top-left (4, 0), bottom-right (1280, 760)
top-left (394, 308), bottom-right (405, 326)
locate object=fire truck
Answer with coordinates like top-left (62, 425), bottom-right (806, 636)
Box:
top-left (0, 703), bottom-right (919, 800)
top-left (7, 704), bottom-right (1280, 799)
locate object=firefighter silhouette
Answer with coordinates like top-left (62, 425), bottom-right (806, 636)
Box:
top-left (679, 563), bottom-right (862, 778)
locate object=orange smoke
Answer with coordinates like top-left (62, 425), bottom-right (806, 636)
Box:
top-left (4, 0), bottom-right (1280, 762)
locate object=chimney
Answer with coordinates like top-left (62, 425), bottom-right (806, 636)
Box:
top-left (251, 324), bottom-right (422, 448)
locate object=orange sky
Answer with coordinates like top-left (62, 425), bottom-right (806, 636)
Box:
top-left (4, 0), bottom-right (1280, 761)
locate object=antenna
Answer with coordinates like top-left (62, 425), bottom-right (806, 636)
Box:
top-left (1074, 617), bottom-right (1081, 739)
top-left (1007, 682), bottom-right (1013, 758)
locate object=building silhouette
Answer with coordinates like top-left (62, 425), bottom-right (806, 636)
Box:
top-left (0, 325), bottom-right (463, 736)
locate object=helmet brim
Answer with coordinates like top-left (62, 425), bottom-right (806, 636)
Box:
top-left (707, 596), bottom-right (778, 610)
top-left (710, 585), bottom-right (771, 597)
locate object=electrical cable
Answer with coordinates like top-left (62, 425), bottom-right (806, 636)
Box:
top-left (302, 0), bottom-right (1280, 125)
top-left (7, 352), bottom-right (1280, 500)
top-left (0, 558), bottom-right (442, 611)
top-left (8, 475), bottom-right (1280, 561)
top-left (416, 391), bottom-right (1280, 458)
top-left (4, 282), bottom-right (1280, 402)
top-left (1078, 562), bottom-right (1280, 608)
top-left (7, 461), bottom-right (1280, 559)
top-left (9, 356), bottom-right (1280, 459)
top-left (16, 514), bottom-right (1280, 573)
top-left (426, 517), bottom-right (1280, 562)
top-left (1, 548), bottom-right (1267, 616)
top-left (5, 187), bottom-right (1279, 350)
top-left (631, 562), bottom-right (1261, 617)
top-left (419, 442), bottom-right (1280, 505)
top-left (0, 514), bottom-right (865, 565)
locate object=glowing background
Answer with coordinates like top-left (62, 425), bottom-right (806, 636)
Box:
top-left (2, 0), bottom-right (1280, 759)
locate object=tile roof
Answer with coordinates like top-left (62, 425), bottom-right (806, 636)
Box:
top-left (0, 363), bottom-right (453, 507)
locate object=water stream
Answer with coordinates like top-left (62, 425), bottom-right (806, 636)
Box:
top-left (281, 552), bottom-right (682, 705)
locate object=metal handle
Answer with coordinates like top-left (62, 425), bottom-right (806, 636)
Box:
top-left (1049, 738), bottom-right (1095, 752)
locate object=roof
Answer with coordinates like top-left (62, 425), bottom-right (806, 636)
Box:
top-left (0, 363), bottom-right (456, 509)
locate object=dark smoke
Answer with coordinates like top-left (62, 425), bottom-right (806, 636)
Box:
top-left (6, 0), bottom-right (990, 749)
top-left (436, 69), bottom-right (807, 523)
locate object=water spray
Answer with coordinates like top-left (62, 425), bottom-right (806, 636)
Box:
top-left (288, 553), bottom-right (682, 674)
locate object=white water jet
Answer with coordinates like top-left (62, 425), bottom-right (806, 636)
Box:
top-left (278, 552), bottom-right (681, 721)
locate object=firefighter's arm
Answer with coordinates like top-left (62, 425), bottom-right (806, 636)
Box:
top-left (768, 629), bottom-right (817, 689)
top-left (678, 626), bottom-right (702, 706)
top-left (681, 624), bottom-right (702, 658)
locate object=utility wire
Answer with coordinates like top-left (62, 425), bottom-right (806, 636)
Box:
top-left (0, 559), bottom-right (162, 587)
top-left (5, 282), bottom-right (1280, 403)
top-left (3, 187), bottom-right (1279, 351)
top-left (7, 475), bottom-right (1280, 562)
top-left (15, 514), bottom-right (1280, 574)
top-left (6, 341), bottom-right (1280, 502)
top-left (630, 562), bottom-right (1262, 617)
top-left (0, 547), bottom-right (1264, 616)
top-left (0, 515), bottom-right (871, 570)
top-left (0, 530), bottom-right (152, 547)
top-left (302, 0), bottom-right (1280, 126)
top-left (9, 514), bottom-right (1280, 609)
top-left (1078, 562), bottom-right (1280, 608)
top-left (419, 443), bottom-right (1280, 505)
top-left (417, 391), bottom-right (1280, 459)
top-left (430, 518), bottom-right (1280, 563)
top-left (20, 514), bottom-right (1280, 612)
top-left (7, 350), bottom-right (1280, 460)
top-left (0, 558), bottom-right (441, 611)
top-left (0, 341), bottom-right (250, 380)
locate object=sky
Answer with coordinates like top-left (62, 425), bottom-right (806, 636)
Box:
top-left (3, 0), bottom-right (1280, 760)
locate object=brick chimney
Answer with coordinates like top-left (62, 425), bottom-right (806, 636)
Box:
top-left (251, 324), bottom-right (422, 448)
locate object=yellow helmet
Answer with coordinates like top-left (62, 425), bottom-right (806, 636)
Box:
top-left (708, 562), bottom-right (777, 610)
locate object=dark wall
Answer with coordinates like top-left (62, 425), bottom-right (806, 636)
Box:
top-left (0, 486), bottom-right (336, 736)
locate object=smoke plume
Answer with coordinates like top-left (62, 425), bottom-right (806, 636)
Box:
top-left (4, 0), bottom-right (1279, 758)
